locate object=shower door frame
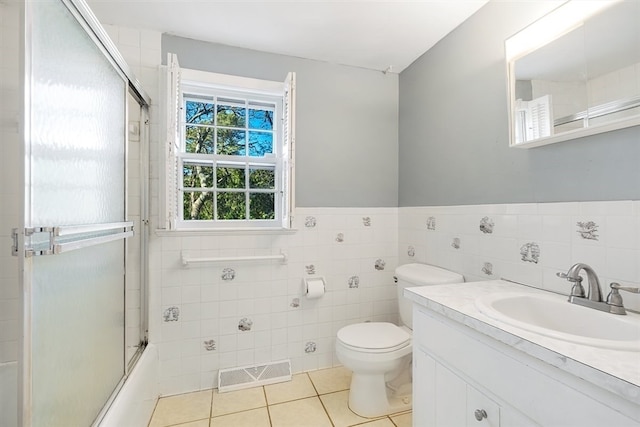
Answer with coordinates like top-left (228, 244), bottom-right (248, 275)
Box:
top-left (18, 0), bottom-right (151, 425)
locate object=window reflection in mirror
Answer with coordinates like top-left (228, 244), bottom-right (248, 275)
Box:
top-left (507, 0), bottom-right (640, 148)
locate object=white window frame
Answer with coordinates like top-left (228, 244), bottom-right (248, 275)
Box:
top-left (160, 54), bottom-right (295, 231)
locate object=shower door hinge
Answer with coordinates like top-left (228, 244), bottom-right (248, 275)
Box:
top-left (13, 227), bottom-right (55, 257)
top-left (11, 227), bottom-right (50, 257)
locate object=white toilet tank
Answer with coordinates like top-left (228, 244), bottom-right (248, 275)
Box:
top-left (395, 263), bottom-right (464, 329)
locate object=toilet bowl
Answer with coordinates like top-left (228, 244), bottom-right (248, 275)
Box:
top-left (336, 264), bottom-right (464, 418)
top-left (336, 322), bottom-right (413, 417)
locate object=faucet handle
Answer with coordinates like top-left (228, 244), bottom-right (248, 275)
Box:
top-left (556, 271), bottom-right (583, 283)
top-left (557, 271), bottom-right (585, 298)
top-left (610, 282), bottom-right (640, 294)
top-left (606, 283), bottom-right (639, 315)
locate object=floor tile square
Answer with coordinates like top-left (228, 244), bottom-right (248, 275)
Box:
top-left (319, 390), bottom-right (384, 427)
top-left (264, 373), bottom-right (317, 405)
top-left (211, 386), bottom-right (266, 417)
top-left (210, 407), bottom-right (271, 427)
top-left (360, 418), bottom-right (396, 426)
top-left (308, 366), bottom-right (352, 395)
top-left (390, 411), bottom-right (412, 427)
top-left (148, 389), bottom-right (212, 427)
top-left (269, 396), bottom-right (332, 427)
top-left (172, 420), bottom-right (210, 427)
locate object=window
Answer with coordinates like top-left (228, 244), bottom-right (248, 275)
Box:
top-left (161, 54), bottom-right (295, 229)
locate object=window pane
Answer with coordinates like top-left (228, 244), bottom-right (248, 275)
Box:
top-left (183, 163), bottom-right (213, 188)
top-left (249, 168), bottom-right (275, 189)
top-left (248, 131), bottom-right (273, 156)
top-left (185, 125), bottom-right (214, 154)
top-left (217, 192), bottom-right (245, 220)
top-left (248, 109), bottom-right (273, 130)
top-left (250, 193), bottom-right (275, 220)
top-left (183, 191), bottom-right (213, 220)
top-left (217, 129), bottom-right (246, 155)
top-left (217, 166), bottom-right (245, 189)
top-left (217, 103), bottom-right (246, 127)
top-left (186, 100), bottom-right (214, 124)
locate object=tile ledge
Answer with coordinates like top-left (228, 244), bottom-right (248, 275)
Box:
top-left (155, 228), bottom-right (298, 237)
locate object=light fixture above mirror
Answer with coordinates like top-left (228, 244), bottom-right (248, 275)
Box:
top-left (506, 0), bottom-right (640, 148)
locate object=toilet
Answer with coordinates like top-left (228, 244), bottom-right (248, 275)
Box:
top-left (336, 263), bottom-right (464, 417)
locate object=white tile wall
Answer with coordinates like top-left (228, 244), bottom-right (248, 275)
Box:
top-left (136, 198), bottom-right (640, 398)
top-left (399, 201), bottom-right (640, 312)
top-left (152, 208), bottom-right (399, 396)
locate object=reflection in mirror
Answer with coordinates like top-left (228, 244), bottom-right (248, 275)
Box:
top-left (506, 0), bottom-right (640, 148)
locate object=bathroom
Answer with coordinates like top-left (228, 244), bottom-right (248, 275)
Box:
top-left (1, 0), bottom-right (639, 426)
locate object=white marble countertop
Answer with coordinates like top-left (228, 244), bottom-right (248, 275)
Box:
top-left (404, 280), bottom-right (640, 405)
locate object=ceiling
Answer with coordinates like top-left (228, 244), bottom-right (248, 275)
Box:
top-left (86, 0), bottom-right (489, 73)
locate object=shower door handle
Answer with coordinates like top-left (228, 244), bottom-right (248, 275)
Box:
top-left (17, 221), bottom-right (134, 257)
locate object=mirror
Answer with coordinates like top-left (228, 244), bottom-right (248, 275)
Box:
top-left (506, 1), bottom-right (640, 148)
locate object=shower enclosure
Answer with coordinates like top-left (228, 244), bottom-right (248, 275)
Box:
top-left (3, 0), bottom-right (150, 425)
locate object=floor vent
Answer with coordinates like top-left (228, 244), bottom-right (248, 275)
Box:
top-left (218, 359), bottom-right (292, 393)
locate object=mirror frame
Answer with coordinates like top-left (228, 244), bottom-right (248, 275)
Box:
top-left (505, 0), bottom-right (640, 148)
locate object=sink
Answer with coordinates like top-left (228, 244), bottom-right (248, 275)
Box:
top-left (475, 292), bottom-right (640, 351)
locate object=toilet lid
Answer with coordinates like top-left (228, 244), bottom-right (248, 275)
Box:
top-left (337, 322), bottom-right (411, 350)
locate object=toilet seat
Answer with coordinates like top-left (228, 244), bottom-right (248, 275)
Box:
top-left (337, 322), bottom-right (411, 352)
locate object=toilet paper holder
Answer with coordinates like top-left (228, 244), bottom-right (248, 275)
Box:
top-left (304, 276), bottom-right (326, 299)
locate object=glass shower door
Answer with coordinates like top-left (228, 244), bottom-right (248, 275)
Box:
top-left (22, 0), bottom-right (130, 425)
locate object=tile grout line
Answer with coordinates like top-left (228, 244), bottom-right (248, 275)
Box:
top-left (209, 387), bottom-right (215, 420)
top-left (165, 417), bottom-right (209, 427)
top-left (262, 385), bottom-right (274, 427)
top-left (306, 371), bottom-right (321, 396)
top-left (306, 372), bottom-right (336, 427)
top-left (209, 387), bottom-right (269, 422)
top-left (146, 396), bottom-right (160, 427)
top-left (316, 393), bottom-right (336, 427)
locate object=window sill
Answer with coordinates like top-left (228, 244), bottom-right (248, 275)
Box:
top-left (154, 227), bottom-right (298, 237)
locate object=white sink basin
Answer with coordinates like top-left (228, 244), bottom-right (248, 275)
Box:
top-left (475, 292), bottom-right (640, 351)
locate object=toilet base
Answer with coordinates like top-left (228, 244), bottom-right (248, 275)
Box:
top-left (348, 371), bottom-right (412, 418)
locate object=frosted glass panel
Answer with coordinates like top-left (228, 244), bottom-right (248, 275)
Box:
top-left (31, 241), bottom-right (125, 426)
top-left (30, 0), bottom-right (125, 226)
top-left (26, 0), bottom-right (128, 425)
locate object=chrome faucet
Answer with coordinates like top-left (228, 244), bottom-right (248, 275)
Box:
top-left (556, 263), bottom-right (630, 315)
top-left (564, 263), bottom-right (603, 302)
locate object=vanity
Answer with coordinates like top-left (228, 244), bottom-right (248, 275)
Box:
top-left (405, 280), bottom-right (640, 426)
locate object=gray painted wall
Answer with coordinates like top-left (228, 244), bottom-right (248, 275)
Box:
top-left (162, 35), bottom-right (399, 208)
top-left (399, 1), bottom-right (640, 207)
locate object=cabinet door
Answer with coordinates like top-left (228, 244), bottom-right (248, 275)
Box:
top-left (414, 349), bottom-right (437, 426)
top-left (466, 384), bottom-right (500, 427)
top-left (435, 363), bottom-right (468, 426)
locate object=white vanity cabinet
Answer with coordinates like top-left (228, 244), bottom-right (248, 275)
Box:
top-left (412, 306), bottom-right (639, 427)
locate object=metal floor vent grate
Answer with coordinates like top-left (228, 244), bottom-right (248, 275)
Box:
top-left (218, 359), bottom-right (292, 393)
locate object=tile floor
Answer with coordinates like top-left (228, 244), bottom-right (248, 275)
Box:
top-left (148, 367), bottom-right (412, 427)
